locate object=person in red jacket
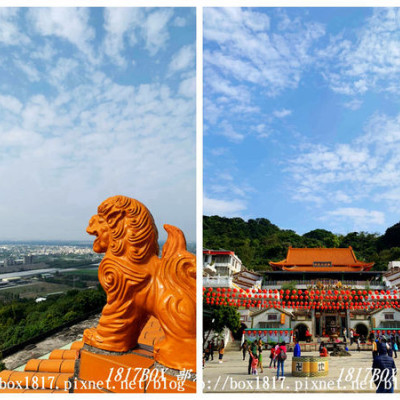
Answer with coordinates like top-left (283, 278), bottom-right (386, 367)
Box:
top-left (320, 342), bottom-right (329, 357)
top-left (250, 351), bottom-right (259, 375)
top-left (275, 342), bottom-right (287, 379)
top-left (269, 344), bottom-right (276, 368)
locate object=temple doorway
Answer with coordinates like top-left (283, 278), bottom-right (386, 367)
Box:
top-left (322, 314), bottom-right (340, 337)
top-left (294, 323), bottom-right (308, 341)
top-left (354, 323), bottom-right (368, 341)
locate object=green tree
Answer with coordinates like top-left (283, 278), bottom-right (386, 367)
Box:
top-left (378, 222), bottom-right (400, 250)
top-left (203, 302), bottom-right (241, 341)
top-left (303, 229), bottom-right (340, 247)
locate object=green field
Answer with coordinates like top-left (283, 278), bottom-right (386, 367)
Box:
top-left (0, 281), bottom-right (76, 301)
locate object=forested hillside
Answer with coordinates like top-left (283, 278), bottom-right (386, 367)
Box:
top-left (0, 287), bottom-right (106, 352)
top-left (203, 216), bottom-right (400, 271)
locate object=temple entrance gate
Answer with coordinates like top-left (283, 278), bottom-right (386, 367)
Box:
top-left (315, 311), bottom-right (347, 337)
top-left (354, 323), bottom-right (368, 340)
top-left (294, 323), bottom-right (308, 341)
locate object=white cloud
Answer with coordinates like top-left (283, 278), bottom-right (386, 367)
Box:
top-left (320, 8), bottom-right (400, 95)
top-left (343, 99), bottom-right (363, 110)
top-left (103, 8), bottom-right (143, 67)
top-left (173, 16), bottom-right (186, 27)
top-left (210, 147), bottom-right (228, 156)
top-left (13, 59), bottom-right (40, 82)
top-left (204, 8), bottom-right (325, 143)
top-left (324, 208), bottom-right (385, 230)
top-left (0, 94), bottom-right (23, 114)
top-left (143, 9), bottom-right (174, 56)
top-left (217, 120), bottom-right (245, 143)
top-left (204, 8), bottom-right (325, 96)
top-left (251, 123), bottom-right (271, 139)
top-left (286, 112), bottom-right (400, 216)
top-left (273, 109), bottom-right (292, 118)
top-left (48, 58), bottom-right (79, 86)
top-left (0, 78), bottom-right (195, 240)
top-left (204, 195), bottom-right (247, 216)
top-left (168, 44), bottom-right (195, 74)
top-left (178, 76), bottom-right (196, 98)
top-left (102, 8), bottom-right (176, 65)
top-left (28, 8), bottom-right (95, 60)
top-left (0, 8), bottom-right (30, 45)
top-left (0, 8), bottom-right (196, 241)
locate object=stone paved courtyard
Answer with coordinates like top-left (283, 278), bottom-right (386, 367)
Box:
top-left (203, 346), bottom-right (400, 393)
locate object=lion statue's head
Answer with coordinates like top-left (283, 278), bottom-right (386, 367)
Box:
top-left (86, 195), bottom-right (159, 263)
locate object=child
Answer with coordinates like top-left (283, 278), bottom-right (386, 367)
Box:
top-left (250, 351), bottom-right (259, 375)
top-left (269, 344), bottom-right (276, 368)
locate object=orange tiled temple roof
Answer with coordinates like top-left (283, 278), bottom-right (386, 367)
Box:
top-left (269, 246), bottom-right (374, 272)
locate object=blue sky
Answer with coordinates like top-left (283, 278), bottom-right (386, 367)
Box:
top-left (0, 7), bottom-right (195, 241)
top-left (204, 7), bottom-right (400, 235)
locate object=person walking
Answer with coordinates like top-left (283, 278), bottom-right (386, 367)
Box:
top-left (268, 343), bottom-right (276, 368)
top-left (250, 351), bottom-right (259, 375)
top-left (241, 340), bottom-right (248, 361)
top-left (371, 342), bottom-right (397, 393)
top-left (372, 338), bottom-right (379, 359)
top-left (393, 342), bottom-right (399, 358)
top-left (275, 341), bottom-right (287, 380)
top-left (210, 340), bottom-right (215, 361)
top-left (293, 339), bottom-right (301, 357)
top-left (248, 341), bottom-right (257, 374)
top-left (257, 338), bottom-right (264, 373)
top-left (350, 329), bottom-right (354, 346)
top-left (356, 337), bottom-right (361, 352)
top-left (204, 341), bottom-right (210, 362)
top-left (218, 340), bottom-right (225, 363)
top-left (343, 328), bottom-right (347, 343)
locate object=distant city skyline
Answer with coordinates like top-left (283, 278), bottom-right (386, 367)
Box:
top-left (204, 7), bottom-right (400, 235)
top-left (0, 8), bottom-right (196, 241)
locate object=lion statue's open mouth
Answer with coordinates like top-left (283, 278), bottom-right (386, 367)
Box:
top-left (83, 195), bottom-right (196, 372)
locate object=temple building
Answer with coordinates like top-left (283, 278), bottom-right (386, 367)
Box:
top-left (254, 247), bottom-right (388, 341)
top-left (204, 246), bottom-right (400, 343)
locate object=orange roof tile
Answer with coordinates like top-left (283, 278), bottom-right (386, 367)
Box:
top-left (49, 349), bottom-right (79, 360)
top-left (25, 359), bottom-right (75, 374)
top-left (0, 317), bottom-right (195, 394)
top-left (270, 246), bottom-right (374, 271)
top-left (70, 341), bottom-right (84, 350)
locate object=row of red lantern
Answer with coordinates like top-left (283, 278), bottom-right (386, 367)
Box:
top-left (205, 298), bottom-right (400, 310)
top-left (246, 330), bottom-right (290, 335)
top-left (204, 294), bottom-right (400, 304)
top-left (243, 329), bottom-right (399, 336)
top-left (204, 291), bottom-right (400, 301)
top-left (204, 287), bottom-right (398, 296)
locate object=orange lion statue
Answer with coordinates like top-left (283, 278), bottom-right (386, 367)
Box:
top-left (83, 195), bottom-right (196, 372)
